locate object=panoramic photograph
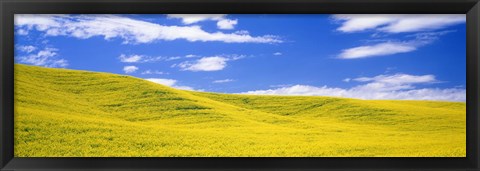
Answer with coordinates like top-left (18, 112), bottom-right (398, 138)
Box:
top-left (14, 14), bottom-right (466, 157)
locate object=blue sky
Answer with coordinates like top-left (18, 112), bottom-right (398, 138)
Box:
top-left (14, 14), bottom-right (466, 101)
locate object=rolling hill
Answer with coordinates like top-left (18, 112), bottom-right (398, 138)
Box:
top-left (14, 64), bottom-right (466, 157)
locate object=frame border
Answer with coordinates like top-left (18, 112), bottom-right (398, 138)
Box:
top-left (1, 0), bottom-right (479, 170)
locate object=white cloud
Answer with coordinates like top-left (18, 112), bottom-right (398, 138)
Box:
top-left (14, 14), bottom-right (64, 31)
top-left (15, 14), bottom-right (282, 44)
top-left (141, 70), bottom-right (168, 75)
top-left (167, 14), bottom-right (226, 24)
top-left (123, 66), bottom-right (138, 73)
top-left (118, 54), bottom-right (188, 63)
top-left (334, 15), bottom-right (395, 33)
top-left (338, 42), bottom-right (416, 59)
top-left (173, 54), bottom-right (247, 72)
top-left (332, 15), bottom-right (462, 59)
top-left (145, 78), bottom-right (176, 86)
top-left (16, 45), bottom-right (37, 53)
top-left (228, 54), bottom-right (247, 60)
top-left (185, 54), bottom-right (199, 58)
top-left (173, 86), bottom-right (195, 91)
top-left (16, 29), bottom-right (29, 35)
top-left (165, 56), bottom-right (182, 61)
top-left (119, 54), bottom-right (143, 63)
top-left (16, 46), bottom-right (68, 68)
top-left (380, 16), bottom-right (465, 33)
top-left (213, 79), bottom-right (235, 83)
top-left (48, 59), bottom-right (68, 68)
top-left (217, 19), bottom-right (238, 30)
top-left (353, 74), bottom-right (436, 84)
top-left (332, 14), bottom-right (465, 33)
top-left (350, 74), bottom-right (437, 92)
top-left (168, 14), bottom-right (238, 30)
top-left (407, 30), bottom-right (453, 43)
top-left (338, 30), bottom-right (451, 59)
top-left (270, 84), bottom-right (294, 88)
top-left (145, 78), bottom-right (195, 90)
top-left (243, 85), bottom-right (347, 97)
top-left (235, 30), bottom-right (250, 35)
top-left (177, 56), bottom-right (228, 71)
top-left (273, 52), bottom-right (282, 56)
top-left (241, 73), bottom-right (465, 102)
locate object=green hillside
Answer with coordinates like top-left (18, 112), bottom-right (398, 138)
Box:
top-left (14, 64), bottom-right (466, 157)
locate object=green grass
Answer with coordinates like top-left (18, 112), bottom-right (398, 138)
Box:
top-left (14, 64), bottom-right (466, 157)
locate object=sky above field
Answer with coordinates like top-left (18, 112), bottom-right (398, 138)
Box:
top-left (14, 14), bottom-right (466, 101)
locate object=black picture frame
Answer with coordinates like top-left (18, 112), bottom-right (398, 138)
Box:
top-left (1, 0), bottom-right (479, 170)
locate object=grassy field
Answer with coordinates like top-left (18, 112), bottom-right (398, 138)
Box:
top-left (14, 64), bottom-right (466, 157)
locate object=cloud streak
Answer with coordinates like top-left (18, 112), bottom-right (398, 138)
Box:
top-left (213, 79), bottom-right (235, 83)
top-left (16, 46), bottom-right (68, 68)
top-left (167, 14), bottom-right (239, 30)
top-left (173, 54), bottom-right (246, 72)
top-left (241, 73), bottom-right (465, 102)
top-left (123, 66), bottom-right (139, 73)
top-left (217, 19), bottom-right (238, 30)
top-left (273, 52), bottom-right (282, 56)
top-left (333, 15), bottom-right (464, 59)
top-left (338, 42), bottom-right (416, 59)
top-left (167, 14), bottom-right (226, 24)
top-left (119, 54), bottom-right (143, 63)
top-left (118, 54), bottom-right (184, 63)
top-left (332, 14), bottom-right (465, 33)
top-left (15, 14), bottom-right (281, 44)
top-left (17, 45), bottom-right (37, 53)
top-left (176, 56), bottom-right (228, 72)
top-left (338, 30), bottom-right (453, 59)
top-left (141, 70), bottom-right (168, 75)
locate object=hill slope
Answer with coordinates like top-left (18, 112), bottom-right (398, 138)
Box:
top-left (14, 64), bottom-right (466, 157)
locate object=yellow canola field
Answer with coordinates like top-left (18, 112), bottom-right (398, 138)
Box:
top-left (14, 64), bottom-right (465, 157)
